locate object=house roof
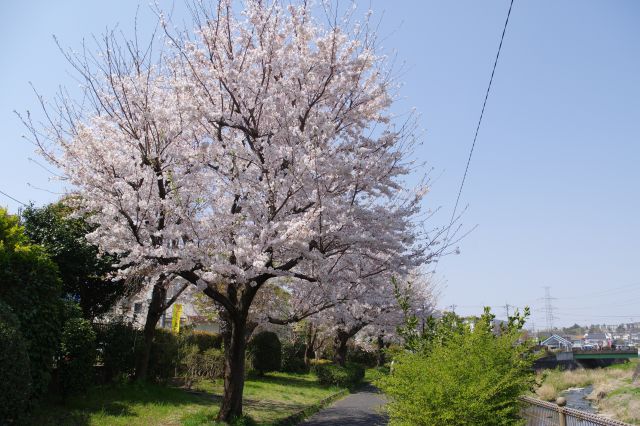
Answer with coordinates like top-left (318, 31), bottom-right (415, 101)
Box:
top-left (541, 334), bottom-right (573, 347)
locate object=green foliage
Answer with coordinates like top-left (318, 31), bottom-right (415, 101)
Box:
top-left (281, 341), bottom-right (308, 373)
top-left (182, 345), bottom-right (225, 387)
top-left (248, 331), bottom-right (282, 375)
top-left (180, 329), bottom-right (223, 352)
top-left (313, 362), bottom-right (365, 388)
top-left (0, 300), bottom-right (32, 423)
top-left (58, 317), bottom-right (97, 397)
top-left (22, 202), bottom-right (125, 320)
top-left (147, 329), bottom-right (182, 381)
top-left (95, 320), bottom-right (140, 380)
top-left (0, 207), bottom-right (64, 396)
top-left (380, 307), bottom-right (535, 426)
top-left (347, 346), bottom-right (378, 367)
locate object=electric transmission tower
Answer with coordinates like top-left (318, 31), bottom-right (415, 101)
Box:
top-left (543, 286), bottom-right (556, 332)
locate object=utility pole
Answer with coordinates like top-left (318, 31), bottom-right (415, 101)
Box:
top-left (448, 304), bottom-right (457, 314)
top-left (543, 287), bottom-right (556, 332)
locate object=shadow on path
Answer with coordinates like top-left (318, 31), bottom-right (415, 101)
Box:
top-left (299, 384), bottom-right (387, 426)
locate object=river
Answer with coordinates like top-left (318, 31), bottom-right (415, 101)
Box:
top-left (562, 385), bottom-right (597, 413)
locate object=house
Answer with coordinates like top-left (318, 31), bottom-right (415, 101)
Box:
top-left (106, 279), bottom-right (219, 332)
top-left (540, 334), bottom-right (573, 351)
top-left (584, 332), bottom-right (612, 348)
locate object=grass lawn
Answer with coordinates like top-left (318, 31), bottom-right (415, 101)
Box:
top-left (27, 372), bottom-right (344, 426)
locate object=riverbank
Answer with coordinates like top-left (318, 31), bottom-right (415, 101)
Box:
top-left (535, 360), bottom-right (640, 424)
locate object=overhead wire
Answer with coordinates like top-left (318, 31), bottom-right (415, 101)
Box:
top-left (0, 189), bottom-right (27, 206)
top-left (445, 0), bottom-right (515, 240)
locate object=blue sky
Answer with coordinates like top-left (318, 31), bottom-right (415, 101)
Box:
top-left (1, 1), bottom-right (639, 328)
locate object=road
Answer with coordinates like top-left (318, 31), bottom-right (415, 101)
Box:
top-left (299, 384), bottom-right (387, 426)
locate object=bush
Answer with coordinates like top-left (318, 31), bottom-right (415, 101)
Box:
top-left (379, 309), bottom-right (535, 426)
top-left (347, 346), bottom-right (378, 367)
top-left (0, 301), bottom-right (32, 423)
top-left (0, 208), bottom-right (65, 396)
top-left (247, 331), bottom-right (281, 375)
top-left (95, 321), bottom-right (140, 380)
top-left (58, 317), bottom-right (97, 397)
top-left (180, 329), bottom-right (223, 352)
top-left (281, 341), bottom-right (308, 373)
top-left (182, 345), bottom-right (225, 387)
top-left (147, 329), bottom-right (182, 381)
top-left (313, 362), bottom-right (364, 388)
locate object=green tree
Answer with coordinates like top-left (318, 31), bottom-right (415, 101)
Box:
top-left (0, 208), bottom-right (64, 396)
top-left (0, 300), bottom-right (32, 423)
top-left (381, 293), bottom-right (535, 425)
top-left (22, 201), bottom-right (126, 319)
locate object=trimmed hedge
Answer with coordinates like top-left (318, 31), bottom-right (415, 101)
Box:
top-left (58, 317), bottom-right (97, 397)
top-left (180, 329), bottom-right (222, 352)
top-left (0, 301), bottom-right (32, 423)
top-left (183, 345), bottom-right (225, 387)
top-left (95, 321), bottom-right (138, 380)
top-left (95, 324), bottom-right (224, 383)
top-left (313, 362), bottom-right (365, 388)
top-left (281, 342), bottom-right (308, 373)
top-left (248, 331), bottom-right (282, 375)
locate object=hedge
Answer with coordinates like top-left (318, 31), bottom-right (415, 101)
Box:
top-left (0, 301), bottom-right (32, 424)
top-left (313, 362), bottom-right (365, 388)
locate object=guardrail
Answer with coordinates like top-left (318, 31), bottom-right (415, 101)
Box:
top-left (520, 396), bottom-right (633, 426)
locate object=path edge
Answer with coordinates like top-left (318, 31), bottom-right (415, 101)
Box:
top-left (273, 388), bottom-right (350, 426)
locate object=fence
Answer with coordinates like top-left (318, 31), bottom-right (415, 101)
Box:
top-left (520, 396), bottom-right (633, 426)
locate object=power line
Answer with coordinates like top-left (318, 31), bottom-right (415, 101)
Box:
top-left (0, 189), bottom-right (27, 207)
top-left (446, 0), bottom-right (515, 234)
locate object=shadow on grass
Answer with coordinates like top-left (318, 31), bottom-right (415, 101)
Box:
top-left (27, 382), bottom-right (215, 426)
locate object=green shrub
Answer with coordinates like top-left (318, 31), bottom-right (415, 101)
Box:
top-left (180, 329), bottom-right (222, 352)
top-left (313, 362), bottom-right (364, 388)
top-left (0, 301), bottom-right (32, 423)
top-left (182, 345), bottom-right (225, 387)
top-left (379, 308), bottom-right (535, 426)
top-left (281, 341), bottom-right (308, 373)
top-left (95, 321), bottom-right (140, 380)
top-left (58, 317), bottom-right (97, 397)
top-left (0, 208), bottom-right (64, 396)
top-left (247, 331), bottom-right (281, 375)
top-left (147, 329), bottom-right (182, 381)
top-left (347, 346), bottom-right (378, 367)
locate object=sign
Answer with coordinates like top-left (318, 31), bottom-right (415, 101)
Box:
top-left (172, 303), bottom-right (183, 333)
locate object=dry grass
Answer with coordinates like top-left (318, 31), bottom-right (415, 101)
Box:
top-left (535, 360), bottom-right (640, 424)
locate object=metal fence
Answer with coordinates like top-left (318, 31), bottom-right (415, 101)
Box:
top-left (520, 396), bottom-right (633, 426)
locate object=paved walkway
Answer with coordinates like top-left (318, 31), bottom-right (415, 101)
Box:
top-left (299, 384), bottom-right (388, 426)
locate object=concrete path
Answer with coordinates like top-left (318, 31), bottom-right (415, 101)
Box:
top-left (299, 384), bottom-right (388, 426)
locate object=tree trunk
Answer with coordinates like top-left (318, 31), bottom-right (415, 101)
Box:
top-left (333, 331), bottom-right (349, 367)
top-left (376, 334), bottom-right (385, 367)
top-left (217, 312), bottom-right (249, 422)
top-left (304, 324), bottom-right (317, 366)
top-left (135, 282), bottom-right (167, 382)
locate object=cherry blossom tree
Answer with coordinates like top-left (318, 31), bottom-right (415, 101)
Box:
top-left (25, 1), bottom-right (442, 421)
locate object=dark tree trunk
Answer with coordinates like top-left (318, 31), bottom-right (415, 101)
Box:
top-left (217, 311), bottom-right (249, 422)
top-left (135, 281), bottom-right (167, 382)
top-left (376, 334), bottom-right (385, 367)
top-left (333, 331), bottom-right (350, 367)
top-left (304, 323), bottom-right (317, 366)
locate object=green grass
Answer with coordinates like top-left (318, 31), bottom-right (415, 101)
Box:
top-left (28, 372), bottom-right (345, 426)
top-left (184, 372), bottom-right (343, 425)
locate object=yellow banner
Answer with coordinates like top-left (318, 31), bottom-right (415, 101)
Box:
top-left (172, 303), bottom-right (183, 333)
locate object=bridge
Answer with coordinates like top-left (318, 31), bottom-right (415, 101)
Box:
top-left (534, 349), bottom-right (638, 370)
top-left (571, 349), bottom-right (638, 360)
